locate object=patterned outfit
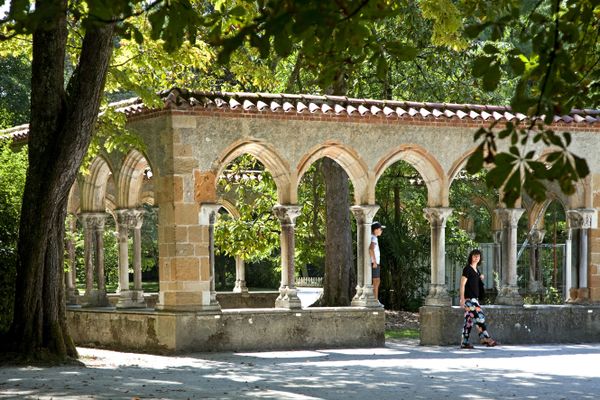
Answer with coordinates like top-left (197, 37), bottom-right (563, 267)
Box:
top-left (461, 265), bottom-right (492, 346)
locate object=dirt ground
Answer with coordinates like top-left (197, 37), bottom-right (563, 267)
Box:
top-left (384, 310), bottom-right (419, 330)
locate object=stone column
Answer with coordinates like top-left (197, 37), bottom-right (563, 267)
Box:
top-left (495, 208), bottom-right (525, 305)
top-left (423, 207), bottom-right (453, 306)
top-left (131, 209), bottom-right (145, 304)
top-left (350, 205), bottom-right (381, 308)
top-left (199, 203), bottom-right (222, 311)
top-left (80, 212), bottom-right (109, 307)
top-left (233, 256), bottom-right (248, 293)
top-left (81, 213), bottom-right (95, 299)
top-left (115, 209), bottom-right (146, 308)
top-left (566, 208), bottom-right (597, 303)
top-left (93, 213), bottom-right (109, 306)
top-left (273, 204), bottom-right (302, 309)
top-left (492, 229), bottom-right (503, 289)
top-left (528, 228), bottom-right (545, 294)
top-left (65, 216), bottom-right (79, 304)
top-left (564, 228), bottom-right (573, 302)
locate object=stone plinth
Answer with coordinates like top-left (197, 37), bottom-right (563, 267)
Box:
top-left (420, 304), bottom-right (600, 345)
top-left (67, 307), bottom-right (385, 353)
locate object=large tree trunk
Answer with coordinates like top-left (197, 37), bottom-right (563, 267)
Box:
top-left (4, 0), bottom-right (115, 363)
top-left (317, 157), bottom-right (354, 306)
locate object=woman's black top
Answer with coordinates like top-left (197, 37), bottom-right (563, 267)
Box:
top-left (462, 265), bottom-right (481, 299)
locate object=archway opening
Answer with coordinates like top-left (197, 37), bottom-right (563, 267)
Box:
top-left (374, 159), bottom-right (430, 311)
top-left (215, 154), bottom-right (280, 292)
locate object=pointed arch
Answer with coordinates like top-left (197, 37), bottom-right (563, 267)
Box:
top-left (214, 139), bottom-right (292, 203)
top-left (117, 149), bottom-right (153, 208)
top-left (296, 141), bottom-right (369, 204)
top-left (373, 144), bottom-right (446, 206)
top-left (80, 155), bottom-right (116, 212)
top-left (67, 182), bottom-right (81, 215)
top-left (219, 198), bottom-right (241, 219)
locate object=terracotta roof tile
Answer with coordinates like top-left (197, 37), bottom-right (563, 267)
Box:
top-left (3, 88), bottom-right (600, 142)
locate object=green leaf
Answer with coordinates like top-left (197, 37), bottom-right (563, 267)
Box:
top-left (465, 144), bottom-right (485, 174)
top-left (482, 63), bottom-right (501, 91)
top-left (472, 56), bottom-right (493, 77)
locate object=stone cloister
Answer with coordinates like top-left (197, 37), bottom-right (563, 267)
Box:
top-left (4, 88), bottom-right (600, 351)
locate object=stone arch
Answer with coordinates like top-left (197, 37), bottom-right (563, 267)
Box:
top-left (296, 142), bottom-right (369, 204)
top-left (219, 198), bottom-right (241, 219)
top-left (117, 149), bottom-right (154, 209)
top-left (214, 139), bottom-right (292, 203)
top-left (80, 155), bottom-right (116, 212)
top-left (373, 144), bottom-right (446, 206)
top-left (67, 182), bottom-right (81, 215)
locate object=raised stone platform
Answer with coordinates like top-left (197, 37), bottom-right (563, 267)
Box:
top-left (67, 307), bottom-right (384, 353)
top-left (420, 304), bottom-right (600, 345)
top-left (104, 291), bottom-right (279, 309)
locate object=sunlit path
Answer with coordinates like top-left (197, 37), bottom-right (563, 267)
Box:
top-left (2, 342), bottom-right (599, 399)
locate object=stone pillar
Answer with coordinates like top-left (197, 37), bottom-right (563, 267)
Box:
top-left (82, 214), bottom-right (94, 299)
top-left (495, 208), bottom-right (525, 305)
top-left (564, 228), bottom-right (573, 302)
top-left (349, 205), bottom-right (381, 308)
top-left (199, 203), bottom-right (222, 311)
top-left (566, 209), bottom-right (597, 303)
top-left (528, 228), bottom-right (545, 294)
top-left (132, 210), bottom-right (144, 302)
top-left (492, 229), bottom-right (503, 289)
top-left (273, 204), bottom-right (302, 309)
top-left (80, 212), bottom-right (109, 307)
top-left (233, 256), bottom-right (248, 293)
top-left (423, 207), bottom-right (453, 306)
top-left (65, 216), bottom-right (79, 304)
top-left (115, 209), bottom-right (146, 308)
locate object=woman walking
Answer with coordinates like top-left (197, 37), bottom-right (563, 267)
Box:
top-left (459, 249), bottom-right (497, 349)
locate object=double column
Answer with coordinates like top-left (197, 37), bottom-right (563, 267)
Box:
top-left (80, 212), bottom-right (110, 307)
top-left (350, 205), bottom-right (381, 308)
top-left (273, 205), bottom-right (302, 309)
top-left (115, 208), bottom-right (146, 308)
top-left (423, 207), bottom-right (453, 306)
top-left (527, 228), bottom-right (545, 294)
top-left (495, 208), bottom-right (525, 305)
top-left (64, 215), bottom-right (79, 304)
top-left (566, 208), bottom-right (596, 303)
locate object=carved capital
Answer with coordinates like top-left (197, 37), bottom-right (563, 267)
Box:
top-left (272, 204), bottom-right (301, 225)
top-left (495, 208), bottom-right (525, 228)
top-left (116, 208), bottom-right (144, 230)
top-left (199, 203), bottom-right (222, 225)
top-left (80, 212), bottom-right (108, 231)
top-left (350, 204), bottom-right (380, 225)
top-left (423, 207), bottom-right (453, 227)
top-left (567, 208), bottom-right (597, 229)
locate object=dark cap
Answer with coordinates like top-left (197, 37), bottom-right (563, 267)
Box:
top-left (372, 221), bottom-right (385, 231)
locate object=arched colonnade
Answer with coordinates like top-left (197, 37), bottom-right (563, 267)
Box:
top-left (64, 90), bottom-right (600, 311)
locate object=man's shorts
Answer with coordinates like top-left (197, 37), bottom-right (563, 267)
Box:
top-left (372, 264), bottom-right (381, 279)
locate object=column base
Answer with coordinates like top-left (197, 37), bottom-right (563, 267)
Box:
top-left (568, 288), bottom-right (590, 304)
top-left (495, 286), bottom-right (523, 305)
top-left (233, 280), bottom-right (249, 294)
top-left (351, 286), bottom-right (383, 308)
top-left (81, 289), bottom-right (110, 307)
top-left (116, 290), bottom-right (147, 309)
top-left (424, 284), bottom-right (451, 306)
top-left (66, 288), bottom-right (80, 305)
top-left (275, 287), bottom-right (302, 309)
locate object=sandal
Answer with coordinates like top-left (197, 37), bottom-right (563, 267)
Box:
top-left (460, 343), bottom-right (474, 349)
top-left (482, 338), bottom-right (497, 347)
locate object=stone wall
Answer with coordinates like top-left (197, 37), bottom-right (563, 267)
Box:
top-left (67, 307), bottom-right (384, 353)
top-left (420, 305), bottom-right (600, 345)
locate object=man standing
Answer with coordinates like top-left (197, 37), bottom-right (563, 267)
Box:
top-left (370, 221), bottom-right (385, 303)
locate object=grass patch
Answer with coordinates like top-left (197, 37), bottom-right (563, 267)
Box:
top-left (385, 328), bottom-right (419, 339)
